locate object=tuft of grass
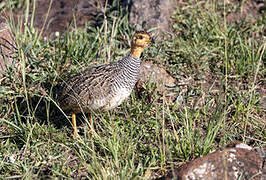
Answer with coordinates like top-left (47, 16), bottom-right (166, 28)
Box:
top-left (0, 0), bottom-right (265, 178)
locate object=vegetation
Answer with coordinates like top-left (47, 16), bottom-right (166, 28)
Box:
top-left (0, 0), bottom-right (265, 179)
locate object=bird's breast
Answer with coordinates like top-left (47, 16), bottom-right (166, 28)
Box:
top-left (103, 87), bottom-right (132, 110)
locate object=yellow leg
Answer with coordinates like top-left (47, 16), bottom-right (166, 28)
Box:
top-left (10, 102), bottom-right (14, 112)
top-left (88, 112), bottom-right (96, 135)
top-left (72, 113), bottom-right (78, 137)
top-left (89, 112), bottom-right (93, 129)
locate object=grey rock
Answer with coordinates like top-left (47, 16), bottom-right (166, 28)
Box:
top-left (128, 0), bottom-right (177, 36)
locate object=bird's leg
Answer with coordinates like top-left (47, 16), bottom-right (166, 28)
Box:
top-left (88, 112), bottom-right (94, 131)
top-left (72, 113), bottom-right (78, 137)
top-left (89, 112), bottom-right (93, 129)
top-left (88, 112), bottom-right (97, 135)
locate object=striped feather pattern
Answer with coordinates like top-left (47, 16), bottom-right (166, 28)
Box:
top-left (59, 56), bottom-right (141, 113)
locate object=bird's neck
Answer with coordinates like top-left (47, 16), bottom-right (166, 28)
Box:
top-left (130, 46), bottom-right (144, 58)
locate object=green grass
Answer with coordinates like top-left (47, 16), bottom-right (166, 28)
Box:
top-left (0, 0), bottom-right (265, 179)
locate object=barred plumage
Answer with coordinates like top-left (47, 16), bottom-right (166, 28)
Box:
top-left (58, 31), bottom-right (154, 136)
top-left (60, 56), bottom-right (141, 111)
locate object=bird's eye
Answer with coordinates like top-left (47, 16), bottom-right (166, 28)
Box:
top-left (138, 36), bottom-right (143, 40)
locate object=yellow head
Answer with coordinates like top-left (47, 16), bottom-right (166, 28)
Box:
top-left (130, 31), bottom-right (154, 58)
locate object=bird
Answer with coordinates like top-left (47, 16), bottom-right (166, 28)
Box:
top-left (59, 31), bottom-right (154, 137)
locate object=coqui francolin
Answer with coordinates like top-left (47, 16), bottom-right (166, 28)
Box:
top-left (59, 31), bottom-right (154, 137)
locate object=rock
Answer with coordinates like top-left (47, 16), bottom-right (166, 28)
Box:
top-left (225, 0), bottom-right (266, 25)
top-left (0, 22), bottom-right (17, 79)
top-left (161, 143), bottom-right (265, 180)
top-left (2, 0), bottom-right (106, 37)
top-left (33, 0), bottom-right (105, 36)
top-left (137, 61), bottom-right (177, 102)
top-left (76, 0), bottom-right (104, 27)
top-left (31, 0), bottom-right (178, 37)
top-left (2, 1), bottom-right (264, 39)
top-left (138, 61), bottom-right (176, 89)
top-left (2, 0), bottom-right (177, 37)
top-left (128, 0), bottom-right (177, 36)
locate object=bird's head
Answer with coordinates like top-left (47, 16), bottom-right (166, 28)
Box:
top-left (130, 31), bottom-right (154, 58)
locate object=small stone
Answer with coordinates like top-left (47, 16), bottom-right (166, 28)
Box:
top-left (9, 154), bottom-right (16, 163)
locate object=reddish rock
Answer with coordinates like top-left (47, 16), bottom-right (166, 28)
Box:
top-left (2, 0), bottom-right (178, 37)
top-left (138, 61), bottom-right (176, 90)
top-left (0, 22), bottom-right (17, 79)
top-left (1, 0), bottom-right (106, 37)
top-left (162, 144), bottom-right (265, 180)
top-left (137, 61), bottom-right (177, 102)
top-left (225, 0), bottom-right (266, 25)
top-left (33, 0), bottom-right (106, 36)
top-left (136, 61), bottom-right (177, 103)
top-left (1, 0), bottom-right (264, 39)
